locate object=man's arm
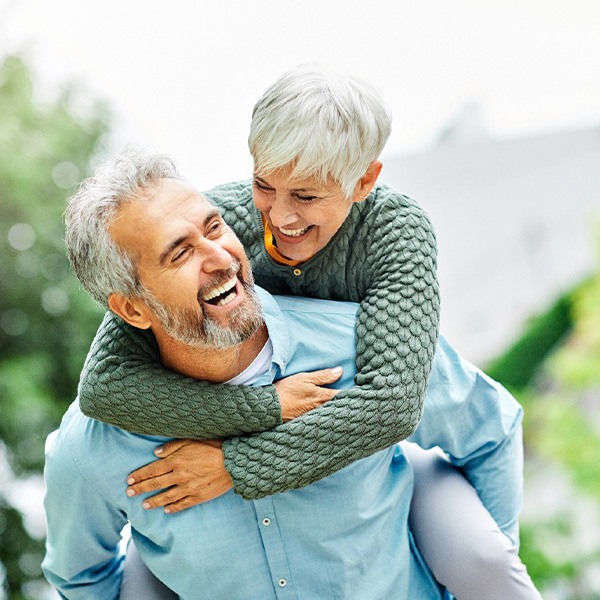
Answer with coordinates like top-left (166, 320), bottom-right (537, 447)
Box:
top-left (42, 428), bottom-right (127, 599)
top-left (407, 335), bottom-right (524, 546)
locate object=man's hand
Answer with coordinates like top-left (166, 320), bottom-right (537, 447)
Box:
top-left (126, 439), bottom-right (233, 513)
top-left (276, 366), bottom-right (343, 422)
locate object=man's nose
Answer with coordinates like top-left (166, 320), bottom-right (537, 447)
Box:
top-left (269, 195), bottom-right (300, 228)
top-left (200, 239), bottom-right (234, 273)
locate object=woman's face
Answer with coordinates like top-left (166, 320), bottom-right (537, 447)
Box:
top-left (252, 165), bottom-right (364, 262)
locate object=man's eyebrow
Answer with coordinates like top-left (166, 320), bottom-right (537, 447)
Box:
top-left (158, 209), bottom-right (223, 266)
top-left (159, 234), bottom-right (191, 266)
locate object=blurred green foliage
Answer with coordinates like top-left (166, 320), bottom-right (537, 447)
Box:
top-left (486, 241), bottom-right (600, 597)
top-left (485, 291), bottom-right (575, 392)
top-left (0, 54), bottom-right (108, 598)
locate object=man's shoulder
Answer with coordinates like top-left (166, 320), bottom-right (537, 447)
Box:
top-left (47, 401), bottom-right (167, 474)
top-left (274, 294), bottom-right (359, 316)
top-left (257, 287), bottom-right (359, 325)
top-left (256, 288), bottom-right (358, 382)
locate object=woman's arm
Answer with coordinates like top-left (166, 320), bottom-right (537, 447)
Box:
top-left (81, 182), bottom-right (439, 499)
top-left (221, 192), bottom-right (439, 498)
top-left (79, 311), bottom-right (283, 438)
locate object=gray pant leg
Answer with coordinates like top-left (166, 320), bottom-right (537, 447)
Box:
top-left (403, 442), bottom-right (542, 600)
top-left (120, 539), bottom-right (179, 600)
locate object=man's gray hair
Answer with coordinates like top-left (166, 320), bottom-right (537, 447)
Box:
top-left (249, 64), bottom-right (392, 197)
top-left (65, 149), bottom-right (183, 308)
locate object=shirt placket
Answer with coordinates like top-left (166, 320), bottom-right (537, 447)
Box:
top-left (252, 497), bottom-right (297, 599)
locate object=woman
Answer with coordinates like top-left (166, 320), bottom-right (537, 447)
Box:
top-left (79, 64), bottom-right (438, 499)
top-left (79, 65), bottom-right (540, 598)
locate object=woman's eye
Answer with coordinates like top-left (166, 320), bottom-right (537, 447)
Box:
top-left (296, 195), bottom-right (317, 202)
top-left (253, 181), bottom-right (273, 192)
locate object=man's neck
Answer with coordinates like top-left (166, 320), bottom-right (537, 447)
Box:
top-left (155, 324), bottom-right (269, 383)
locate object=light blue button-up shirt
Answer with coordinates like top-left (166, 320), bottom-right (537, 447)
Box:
top-left (43, 289), bottom-right (523, 600)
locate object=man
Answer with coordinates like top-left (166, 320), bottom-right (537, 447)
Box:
top-left (43, 151), bottom-right (525, 599)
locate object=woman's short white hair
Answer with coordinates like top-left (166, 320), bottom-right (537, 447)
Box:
top-left (249, 64), bottom-right (392, 197)
top-left (65, 149), bottom-right (183, 308)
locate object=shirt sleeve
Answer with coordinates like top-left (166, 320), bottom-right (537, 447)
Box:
top-left (78, 311), bottom-right (283, 438)
top-left (222, 196), bottom-right (440, 499)
top-left (407, 336), bottom-right (525, 547)
top-left (42, 428), bottom-right (127, 599)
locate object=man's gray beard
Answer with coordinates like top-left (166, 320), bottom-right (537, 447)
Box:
top-left (143, 271), bottom-right (264, 350)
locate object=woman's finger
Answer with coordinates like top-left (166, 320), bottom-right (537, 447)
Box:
top-left (127, 472), bottom-right (177, 497)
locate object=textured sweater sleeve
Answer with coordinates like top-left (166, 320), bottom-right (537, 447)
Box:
top-left (222, 193), bottom-right (440, 499)
top-left (79, 181), bottom-right (439, 500)
top-left (78, 311), bottom-right (282, 438)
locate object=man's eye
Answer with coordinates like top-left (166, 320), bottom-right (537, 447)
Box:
top-left (172, 248), bottom-right (189, 262)
top-left (208, 220), bottom-right (223, 233)
top-left (295, 195), bottom-right (317, 202)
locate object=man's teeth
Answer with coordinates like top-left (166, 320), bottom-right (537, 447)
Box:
top-left (280, 226), bottom-right (309, 237)
top-left (203, 276), bottom-right (238, 304)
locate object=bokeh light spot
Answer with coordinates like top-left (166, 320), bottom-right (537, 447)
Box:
top-left (41, 287), bottom-right (69, 316)
top-left (51, 161), bottom-right (80, 189)
top-left (7, 223), bottom-right (36, 251)
top-left (1, 309), bottom-right (28, 336)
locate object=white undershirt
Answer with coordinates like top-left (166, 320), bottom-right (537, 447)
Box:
top-left (225, 338), bottom-right (274, 386)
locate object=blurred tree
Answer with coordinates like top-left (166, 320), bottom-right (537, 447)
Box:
top-left (489, 230), bottom-right (600, 598)
top-left (0, 53), bottom-right (109, 599)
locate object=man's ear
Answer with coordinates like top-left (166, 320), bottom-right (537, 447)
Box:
top-left (352, 160), bottom-right (383, 203)
top-left (107, 293), bottom-right (153, 330)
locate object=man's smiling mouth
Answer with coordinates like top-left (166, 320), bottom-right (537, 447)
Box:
top-left (202, 276), bottom-right (238, 307)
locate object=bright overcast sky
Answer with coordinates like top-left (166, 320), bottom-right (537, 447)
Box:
top-left (2, 0), bottom-right (600, 189)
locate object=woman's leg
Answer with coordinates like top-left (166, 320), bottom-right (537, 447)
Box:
top-left (120, 538), bottom-right (179, 600)
top-left (403, 442), bottom-right (542, 600)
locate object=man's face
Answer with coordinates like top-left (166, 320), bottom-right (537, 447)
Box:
top-left (110, 178), bottom-right (262, 348)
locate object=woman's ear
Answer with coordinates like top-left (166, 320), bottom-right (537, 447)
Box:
top-left (353, 160), bottom-right (383, 203)
top-left (107, 293), bottom-right (153, 330)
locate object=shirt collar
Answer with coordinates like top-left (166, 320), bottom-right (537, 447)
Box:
top-left (255, 286), bottom-right (290, 383)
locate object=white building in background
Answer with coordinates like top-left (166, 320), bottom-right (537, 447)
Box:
top-left (381, 114), bottom-right (600, 364)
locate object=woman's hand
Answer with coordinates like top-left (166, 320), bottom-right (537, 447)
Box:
top-left (275, 367), bottom-right (343, 422)
top-left (126, 439), bottom-right (233, 513)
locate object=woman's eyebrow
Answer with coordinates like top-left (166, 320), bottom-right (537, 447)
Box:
top-left (254, 175), bottom-right (316, 193)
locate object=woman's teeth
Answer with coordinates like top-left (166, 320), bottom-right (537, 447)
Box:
top-left (280, 226), bottom-right (309, 237)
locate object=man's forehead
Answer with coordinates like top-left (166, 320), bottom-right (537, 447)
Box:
top-left (146, 178), bottom-right (210, 215)
top-left (110, 179), bottom-right (212, 252)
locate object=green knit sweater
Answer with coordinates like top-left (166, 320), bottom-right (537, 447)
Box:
top-left (78, 180), bottom-right (440, 499)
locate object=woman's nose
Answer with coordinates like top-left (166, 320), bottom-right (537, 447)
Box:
top-left (269, 195), bottom-right (300, 228)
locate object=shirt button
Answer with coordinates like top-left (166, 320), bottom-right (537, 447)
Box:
top-left (293, 268), bottom-right (302, 276)
top-left (278, 579), bottom-right (287, 587)
top-left (262, 517), bottom-right (271, 526)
